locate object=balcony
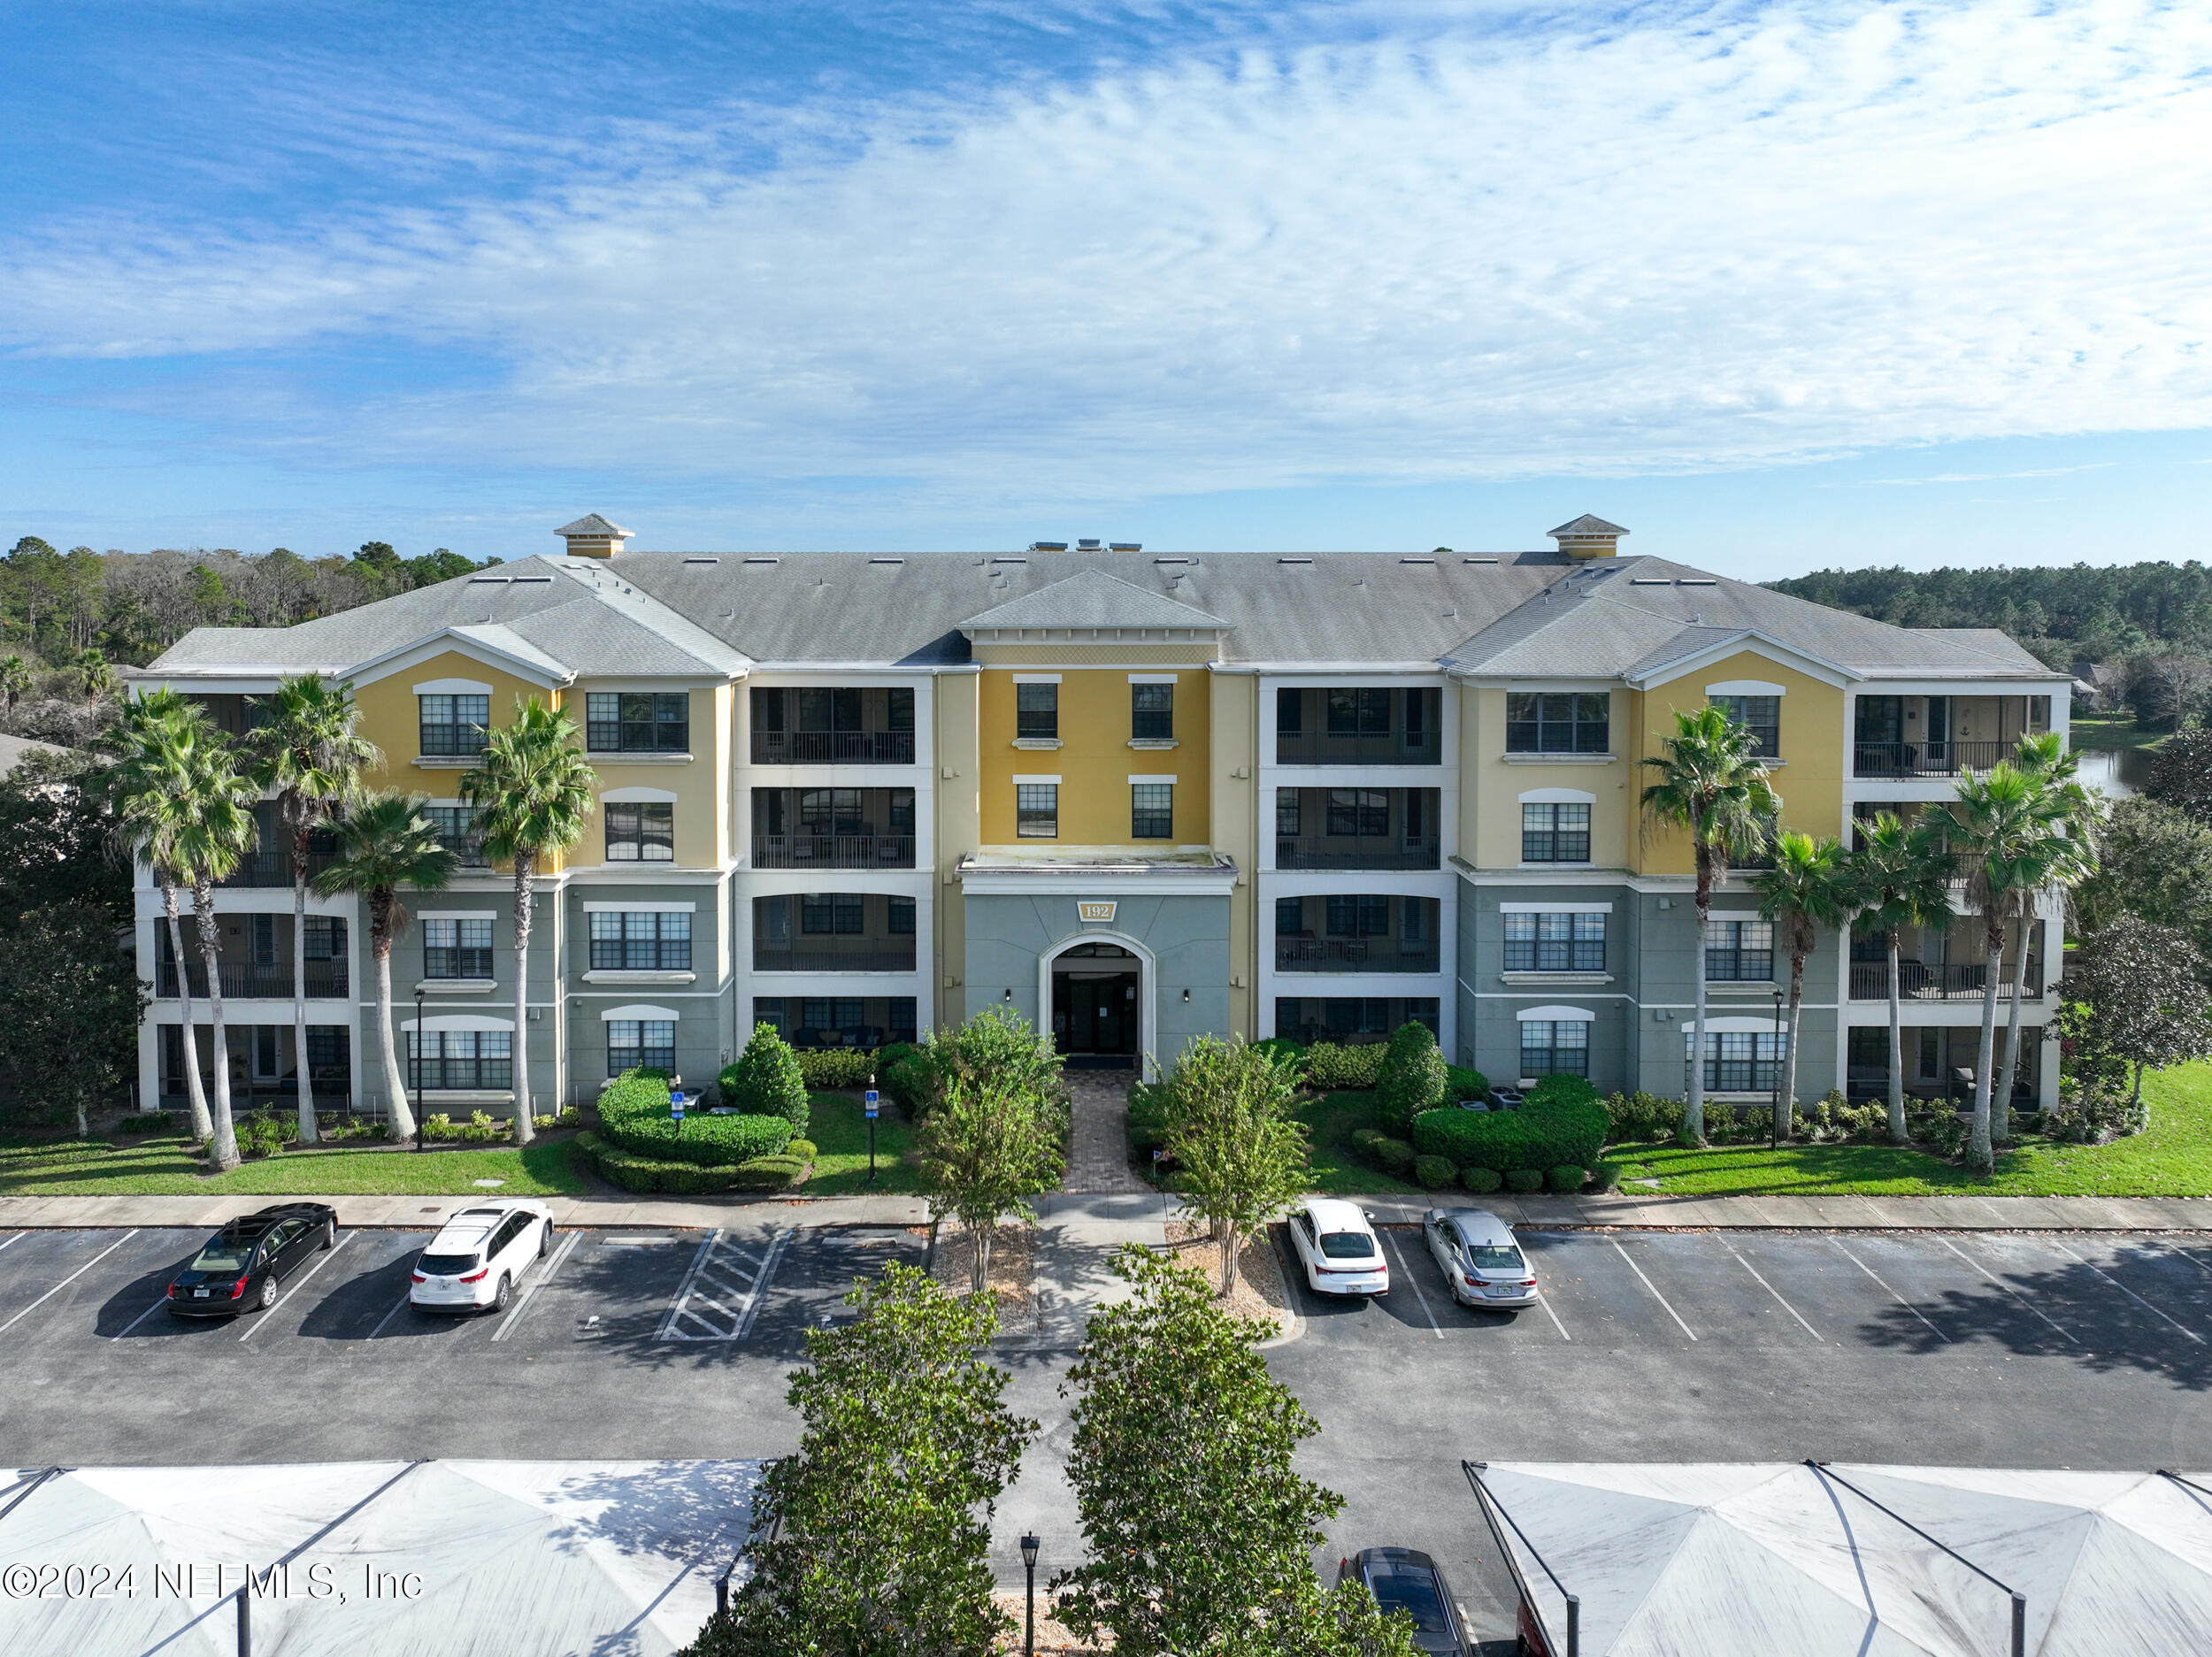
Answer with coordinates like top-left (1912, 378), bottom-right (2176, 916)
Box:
top-left (1852, 740), bottom-right (2016, 779)
top-left (753, 833), bottom-right (916, 869)
top-left (753, 893), bottom-right (916, 973)
top-left (157, 962), bottom-right (349, 1000)
top-left (213, 805), bottom-right (338, 887)
top-left (1852, 694), bottom-right (2051, 779)
top-left (1274, 688), bottom-right (1441, 766)
top-left (751, 786), bottom-right (917, 868)
top-left (1848, 960), bottom-right (2043, 1001)
top-left (750, 730), bottom-right (916, 765)
top-left (753, 940), bottom-right (917, 973)
top-left (1274, 894), bottom-right (1440, 972)
top-left (1273, 787), bottom-right (1440, 870)
top-left (1275, 938), bottom-right (1440, 973)
top-left (749, 686), bottom-right (916, 766)
top-left (1276, 834), bottom-right (1439, 871)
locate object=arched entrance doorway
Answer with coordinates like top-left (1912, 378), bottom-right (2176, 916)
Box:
top-left (1050, 941), bottom-right (1141, 1068)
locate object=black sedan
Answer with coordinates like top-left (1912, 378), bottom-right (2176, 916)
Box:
top-left (167, 1203), bottom-right (339, 1316)
top-left (1338, 1547), bottom-right (1471, 1656)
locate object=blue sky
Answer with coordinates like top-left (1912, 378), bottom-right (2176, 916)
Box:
top-left (3, 0), bottom-right (2208, 579)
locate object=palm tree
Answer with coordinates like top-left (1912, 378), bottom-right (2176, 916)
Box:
top-left (1641, 706), bottom-right (1781, 1143)
top-left (77, 648), bottom-right (117, 709)
top-left (314, 794), bottom-right (456, 1141)
top-left (1946, 762), bottom-right (2077, 1172)
top-left (109, 691), bottom-right (218, 1143)
top-left (249, 676), bottom-right (380, 1146)
top-left (1990, 733), bottom-right (2103, 1136)
top-left (1750, 832), bottom-right (1854, 1138)
top-left (1849, 811), bottom-right (1957, 1143)
top-left (172, 728), bottom-right (263, 1170)
top-left (0, 654), bottom-right (29, 714)
top-left (462, 698), bottom-right (595, 1144)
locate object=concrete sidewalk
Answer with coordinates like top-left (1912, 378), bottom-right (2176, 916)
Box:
top-left (3, 1187), bottom-right (2205, 1231)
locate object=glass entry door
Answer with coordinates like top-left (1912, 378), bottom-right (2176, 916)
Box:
top-left (1051, 943), bottom-right (1140, 1059)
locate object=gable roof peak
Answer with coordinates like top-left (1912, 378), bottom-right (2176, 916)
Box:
top-left (959, 565), bottom-right (1228, 633)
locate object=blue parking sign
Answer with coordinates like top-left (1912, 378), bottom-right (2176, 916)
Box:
top-left (671, 1087), bottom-right (686, 1124)
top-left (864, 1088), bottom-right (879, 1120)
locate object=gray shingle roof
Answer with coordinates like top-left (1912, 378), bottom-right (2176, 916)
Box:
top-left (1549, 514), bottom-right (1629, 539)
top-left (960, 568), bottom-right (1227, 632)
top-left (556, 514), bottom-right (632, 539)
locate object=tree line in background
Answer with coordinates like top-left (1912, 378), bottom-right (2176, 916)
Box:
top-left (0, 535), bottom-right (497, 747)
top-left (1767, 560), bottom-right (2212, 726)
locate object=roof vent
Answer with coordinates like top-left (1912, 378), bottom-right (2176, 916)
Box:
top-left (868, 556), bottom-right (904, 565)
top-left (1400, 556), bottom-right (1435, 565)
top-left (511, 575), bottom-right (552, 584)
top-left (1630, 577), bottom-right (1671, 586)
top-left (1278, 556), bottom-right (1313, 565)
top-left (467, 576), bottom-right (511, 585)
top-left (1110, 542), bottom-right (1141, 552)
top-left (555, 513), bottom-right (634, 559)
top-left (1462, 556), bottom-right (1499, 565)
top-left (682, 556), bottom-right (719, 564)
top-left (1678, 578), bottom-right (1717, 587)
top-left (1548, 514), bottom-right (1628, 560)
top-left (1028, 541), bottom-right (1068, 552)
top-left (1077, 538), bottom-right (1102, 550)
top-left (993, 556), bottom-right (1029, 564)
top-left (1154, 556), bottom-right (1192, 565)
top-left (742, 556), bottom-right (779, 565)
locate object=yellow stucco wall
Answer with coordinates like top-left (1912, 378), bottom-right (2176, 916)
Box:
top-left (1463, 687), bottom-right (1633, 869)
top-left (933, 671), bottom-right (981, 1028)
top-left (1208, 673), bottom-right (1258, 1037)
top-left (977, 667), bottom-right (1212, 847)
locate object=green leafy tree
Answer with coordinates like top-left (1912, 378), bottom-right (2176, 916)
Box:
top-left (1158, 1035), bottom-right (1312, 1296)
top-left (1372, 1020), bottom-right (1447, 1133)
top-left (2142, 724), bottom-right (2212, 828)
top-left (725, 1021), bottom-right (810, 1135)
top-left (899, 1004), bottom-right (1069, 1119)
top-left (1751, 832), bottom-right (1855, 1136)
top-left (2058, 919), bottom-right (2212, 1107)
top-left (0, 906), bottom-right (147, 1135)
top-left (2070, 794), bottom-right (2212, 952)
top-left (0, 747), bottom-right (132, 924)
top-left (1640, 706), bottom-right (1780, 1143)
top-left (462, 696), bottom-right (595, 1144)
top-left (313, 794), bottom-right (455, 1140)
top-left (1848, 812), bottom-right (1956, 1142)
top-left (1053, 1248), bottom-right (1417, 1657)
top-left (914, 1070), bottom-right (1065, 1295)
top-left (0, 653), bottom-right (29, 713)
top-left (108, 691), bottom-right (220, 1144)
top-left (687, 1263), bottom-right (1034, 1657)
top-left (248, 675), bottom-right (379, 1145)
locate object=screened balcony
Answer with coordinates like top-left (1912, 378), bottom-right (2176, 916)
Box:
top-left (1273, 895), bottom-right (1440, 973)
top-left (1852, 694), bottom-right (2051, 779)
top-left (753, 894), bottom-right (918, 972)
top-left (1847, 920), bottom-right (2045, 1001)
top-left (1273, 787), bottom-right (1440, 870)
top-left (155, 916), bottom-right (349, 1000)
top-left (1273, 687), bottom-right (1441, 765)
top-left (749, 687), bottom-right (916, 765)
top-left (215, 803), bottom-right (337, 887)
top-left (751, 787), bottom-right (916, 868)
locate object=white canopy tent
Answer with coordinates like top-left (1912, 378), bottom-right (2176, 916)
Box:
top-left (1471, 1462), bottom-right (2212, 1657)
top-left (0, 1458), bottom-right (763, 1657)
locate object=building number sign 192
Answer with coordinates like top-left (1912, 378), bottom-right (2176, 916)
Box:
top-left (1078, 901), bottom-right (1117, 924)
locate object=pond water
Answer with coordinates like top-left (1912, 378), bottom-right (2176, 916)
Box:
top-left (2074, 745), bottom-right (2154, 798)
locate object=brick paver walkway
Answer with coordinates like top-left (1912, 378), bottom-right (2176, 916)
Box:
top-left (1061, 1069), bottom-right (1149, 1193)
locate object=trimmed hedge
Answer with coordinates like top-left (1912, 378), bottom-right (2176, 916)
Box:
top-left (1376, 1023), bottom-right (1448, 1132)
top-left (719, 1024), bottom-right (811, 1138)
top-left (1587, 1160), bottom-right (1622, 1193)
top-left (1370, 1136), bottom-right (1416, 1176)
top-left (1462, 1166), bottom-right (1503, 1194)
top-left (1445, 1065), bottom-right (1487, 1103)
top-left (1505, 1169), bottom-right (1545, 1193)
top-left (793, 1047), bottom-right (878, 1090)
top-left (1249, 1037), bottom-right (1309, 1083)
top-left (1304, 1041), bottom-right (1386, 1091)
top-left (1548, 1164), bottom-right (1587, 1193)
top-left (575, 1131), bottom-right (806, 1194)
top-left (1412, 1154), bottom-right (1458, 1190)
top-left (1409, 1085), bottom-right (1609, 1177)
top-left (599, 1070), bottom-right (795, 1168)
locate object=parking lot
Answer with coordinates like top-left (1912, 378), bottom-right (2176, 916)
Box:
top-left (6, 1216), bottom-right (2211, 1647)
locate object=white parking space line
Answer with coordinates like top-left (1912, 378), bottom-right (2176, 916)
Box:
top-left (1833, 1240), bottom-right (1948, 1342)
top-left (1612, 1241), bottom-right (1696, 1340)
top-left (657, 1229), bottom-right (794, 1342)
top-left (239, 1232), bottom-right (355, 1340)
top-left (492, 1230), bottom-right (581, 1343)
top-left (0, 1233), bottom-right (22, 1255)
top-left (1536, 1290), bottom-right (1571, 1342)
top-left (733, 1231), bottom-right (793, 1342)
top-left (117, 1291), bottom-right (175, 1338)
top-left (656, 1230), bottom-right (725, 1341)
top-left (1728, 1246), bottom-right (1824, 1342)
top-left (2048, 1239), bottom-right (2206, 1346)
top-left (1937, 1238), bottom-right (2081, 1346)
top-left (1382, 1232), bottom-right (1442, 1339)
top-left (367, 1290), bottom-right (413, 1340)
top-left (2160, 1241), bottom-right (2212, 1279)
top-left (0, 1231), bottom-right (138, 1336)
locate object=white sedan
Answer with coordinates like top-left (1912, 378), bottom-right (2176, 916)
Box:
top-left (1285, 1199), bottom-right (1391, 1297)
top-left (411, 1200), bottom-right (555, 1314)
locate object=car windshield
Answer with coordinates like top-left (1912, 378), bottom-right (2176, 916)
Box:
top-left (1469, 1244), bottom-right (1525, 1271)
top-left (1318, 1231), bottom-right (1377, 1261)
top-left (1369, 1567), bottom-right (1450, 1633)
top-left (419, 1253), bottom-right (479, 1276)
top-left (190, 1239), bottom-right (252, 1274)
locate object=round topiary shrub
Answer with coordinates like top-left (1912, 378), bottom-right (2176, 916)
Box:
top-left (1412, 1154), bottom-right (1457, 1189)
top-left (1505, 1168), bottom-right (1545, 1193)
top-left (1371, 1137), bottom-right (1417, 1176)
top-left (787, 1139), bottom-right (818, 1162)
top-left (1586, 1160), bottom-right (1622, 1193)
top-left (1375, 1022), bottom-right (1449, 1133)
top-left (718, 1023), bottom-right (810, 1139)
top-left (1348, 1126), bottom-right (1385, 1154)
top-left (1547, 1163), bottom-right (1587, 1193)
top-left (1462, 1165), bottom-right (1504, 1194)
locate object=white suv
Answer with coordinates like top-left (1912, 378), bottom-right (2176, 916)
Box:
top-left (411, 1201), bottom-right (554, 1314)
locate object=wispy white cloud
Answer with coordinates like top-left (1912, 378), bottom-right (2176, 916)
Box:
top-left (1865, 464), bottom-right (2121, 485)
top-left (4, 0), bottom-right (2210, 505)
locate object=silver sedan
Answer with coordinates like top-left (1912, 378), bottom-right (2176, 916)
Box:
top-left (1422, 1207), bottom-right (1540, 1308)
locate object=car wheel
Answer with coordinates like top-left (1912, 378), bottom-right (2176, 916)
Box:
top-left (492, 1274), bottom-right (511, 1313)
top-left (539, 1223), bottom-right (552, 1259)
top-left (256, 1277), bottom-right (278, 1311)
top-left (320, 1221), bottom-right (335, 1251)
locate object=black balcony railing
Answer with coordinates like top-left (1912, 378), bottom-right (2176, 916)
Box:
top-left (1274, 939), bottom-right (1440, 973)
top-left (157, 963), bottom-right (349, 999)
top-left (749, 730), bottom-right (916, 765)
top-left (753, 940), bottom-right (917, 973)
top-left (1275, 836), bottom-right (1440, 871)
top-left (216, 848), bottom-right (338, 888)
top-left (1273, 731), bottom-right (1440, 766)
top-left (752, 833), bottom-right (916, 869)
top-left (1853, 740), bottom-right (2016, 779)
top-left (1848, 960), bottom-right (2042, 1001)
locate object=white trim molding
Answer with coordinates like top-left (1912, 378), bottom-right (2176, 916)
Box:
top-left (1686, 1016), bottom-right (1787, 1035)
top-left (1499, 901), bottom-right (1614, 914)
top-left (1517, 786), bottom-right (1598, 805)
top-left (417, 909), bottom-right (498, 922)
top-left (1011, 673), bottom-right (1063, 685)
top-left (1515, 1003), bottom-right (1597, 1022)
top-left (1706, 679), bottom-right (1786, 697)
top-left (1127, 672), bottom-right (1180, 684)
top-left (580, 901), bottom-right (697, 914)
top-left (1010, 773), bottom-right (1063, 785)
top-left (1037, 930), bottom-right (1160, 1082)
top-left (403, 1013), bottom-right (513, 1033)
top-left (600, 1002), bottom-right (682, 1022)
top-left (599, 786), bottom-right (679, 804)
top-left (411, 678), bottom-right (495, 696)
top-left (1127, 773), bottom-right (1178, 785)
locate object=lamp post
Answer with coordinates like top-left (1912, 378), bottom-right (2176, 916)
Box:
top-left (413, 985), bottom-right (426, 1154)
top-left (1019, 1532), bottom-right (1041, 1657)
top-left (1770, 986), bottom-right (1785, 1150)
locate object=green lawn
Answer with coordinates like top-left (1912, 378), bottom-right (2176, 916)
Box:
top-left (2069, 713), bottom-right (2170, 752)
top-left (0, 1132), bottom-right (590, 1196)
top-left (799, 1090), bottom-right (924, 1195)
top-left (1294, 1091), bottom-right (1420, 1195)
top-left (1612, 1062), bottom-right (2212, 1196)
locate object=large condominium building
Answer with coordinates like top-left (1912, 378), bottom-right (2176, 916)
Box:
top-left (129, 514), bottom-right (2070, 1118)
